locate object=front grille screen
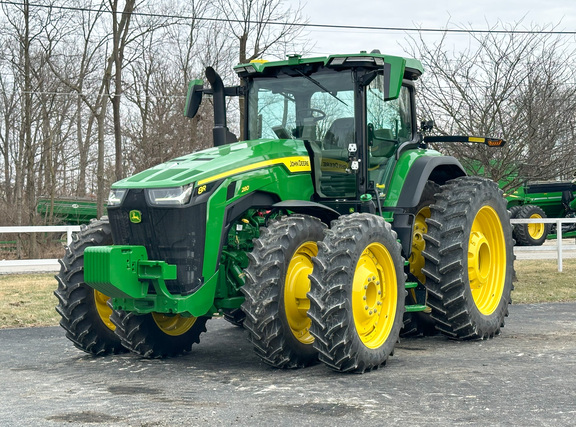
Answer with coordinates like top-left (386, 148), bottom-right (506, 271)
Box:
top-left (108, 189), bottom-right (207, 295)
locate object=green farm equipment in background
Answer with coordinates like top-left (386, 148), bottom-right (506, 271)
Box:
top-left (506, 181), bottom-right (576, 245)
top-left (55, 51), bottom-right (514, 373)
top-left (37, 197), bottom-right (102, 225)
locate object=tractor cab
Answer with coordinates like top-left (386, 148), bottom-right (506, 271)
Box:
top-left (188, 52), bottom-right (424, 213)
top-left (238, 53), bottom-right (422, 209)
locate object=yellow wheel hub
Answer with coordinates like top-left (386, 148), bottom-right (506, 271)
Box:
top-left (284, 242), bottom-right (317, 344)
top-left (528, 213), bottom-right (545, 239)
top-left (152, 313), bottom-right (197, 336)
top-left (352, 243), bottom-right (397, 349)
top-left (409, 206), bottom-right (430, 283)
top-left (94, 290), bottom-right (115, 331)
top-left (468, 206), bottom-right (506, 315)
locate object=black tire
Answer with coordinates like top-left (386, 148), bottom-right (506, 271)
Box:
top-left (402, 181), bottom-right (440, 337)
top-left (110, 311), bottom-right (208, 358)
top-left (308, 213), bottom-right (405, 373)
top-left (508, 205), bottom-right (522, 219)
top-left (422, 176), bottom-right (514, 340)
top-left (513, 204), bottom-right (550, 246)
top-left (54, 218), bottom-right (127, 355)
top-left (241, 214), bottom-right (326, 368)
top-left (223, 308), bottom-right (246, 327)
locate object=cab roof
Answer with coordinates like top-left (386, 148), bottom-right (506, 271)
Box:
top-left (234, 51), bottom-right (424, 81)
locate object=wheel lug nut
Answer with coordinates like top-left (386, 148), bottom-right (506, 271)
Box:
top-left (363, 296), bottom-right (366, 300)
top-left (365, 305), bottom-right (369, 310)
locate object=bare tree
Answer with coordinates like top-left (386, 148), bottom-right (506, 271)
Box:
top-left (406, 23), bottom-right (576, 191)
top-left (215, 0), bottom-right (309, 136)
top-left (108, 0), bottom-right (135, 181)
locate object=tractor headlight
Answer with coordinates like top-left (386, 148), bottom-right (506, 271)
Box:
top-left (107, 189), bottom-right (128, 206)
top-left (146, 184), bottom-right (194, 206)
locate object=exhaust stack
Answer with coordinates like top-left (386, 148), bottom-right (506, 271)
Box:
top-left (205, 67), bottom-right (237, 147)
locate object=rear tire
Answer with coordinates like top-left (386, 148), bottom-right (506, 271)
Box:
top-left (402, 181), bottom-right (440, 337)
top-left (111, 311), bottom-right (208, 358)
top-left (54, 218), bottom-right (127, 355)
top-left (308, 213), bottom-right (405, 373)
top-left (422, 177), bottom-right (514, 339)
top-left (513, 204), bottom-right (549, 246)
top-left (241, 214), bottom-right (326, 368)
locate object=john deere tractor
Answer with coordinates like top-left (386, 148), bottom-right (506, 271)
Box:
top-left (55, 51), bottom-right (514, 373)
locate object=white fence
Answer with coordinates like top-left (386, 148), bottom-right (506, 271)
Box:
top-left (1, 220), bottom-right (575, 273)
top-left (510, 218), bottom-right (576, 272)
top-left (0, 225), bottom-right (81, 271)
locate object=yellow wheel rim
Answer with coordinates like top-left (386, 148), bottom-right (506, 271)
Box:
top-left (94, 290), bottom-right (115, 331)
top-left (409, 206), bottom-right (430, 283)
top-left (284, 241), bottom-right (317, 344)
top-left (352, 243), bottom-right (397, 349)
top-left (468, 206), bottom-right (506, 315)
top-left (528, 213), bottom-right (545, 239)
top-left (152, 313), bottom-right (197, 336)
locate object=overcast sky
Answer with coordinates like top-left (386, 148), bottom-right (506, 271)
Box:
top-left (289, 0), bottom-right (576, 56)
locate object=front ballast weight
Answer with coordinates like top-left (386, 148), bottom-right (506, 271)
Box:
top-left (83, 245), bottom-right (205, 316)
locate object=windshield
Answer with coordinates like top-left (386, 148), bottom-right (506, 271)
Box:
top-left (247, 70), bottom-right (355, 142)
top-left (246, 69), bottom-right (413, 198)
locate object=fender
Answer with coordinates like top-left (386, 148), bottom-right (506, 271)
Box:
top-left (385, 154), bottom-right (466, 258)
top-left (394, 155), bottom-right (466, 209)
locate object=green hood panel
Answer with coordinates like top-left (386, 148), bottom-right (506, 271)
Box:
top-left (112, 139), bottom-right (311, 189)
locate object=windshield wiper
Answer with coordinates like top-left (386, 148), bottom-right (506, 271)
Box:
top-left (295, 69), bottom-right (348, 106)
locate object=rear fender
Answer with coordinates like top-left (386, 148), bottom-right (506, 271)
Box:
top-left (387, 155), bottom-right (466, 210)
top-left (385, 154), bottom-right (466, 257)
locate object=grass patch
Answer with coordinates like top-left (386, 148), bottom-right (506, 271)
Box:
top-left (0, 260), bottom-right (575, 329)
top-left (0, 273), bottom-right (59, 328)
top-left (513, 259), bottom-right (576, 304)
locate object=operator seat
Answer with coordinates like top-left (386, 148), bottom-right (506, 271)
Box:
top-left (316, 117), bottom-right (356, 197)
top-left (323, 117), bottom-right (355, 149)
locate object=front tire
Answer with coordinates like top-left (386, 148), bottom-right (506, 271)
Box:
top-left (54, 218), bottom-right (127, 355)
top-left (241, 214), bottom-right (326, 368)
top-left (422, 177), bottom-right (514, 339)
top-left (308, 213), bottom-right (405, 373)
top-left (110, 311), bottom-right (208, 358)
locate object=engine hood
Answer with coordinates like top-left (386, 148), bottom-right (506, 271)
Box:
top-left (112, 139), bottom-right (311, 189)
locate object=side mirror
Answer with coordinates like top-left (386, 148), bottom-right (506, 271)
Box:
top-left (420, 120), bottom-right (434, 132)
top-left (184, 79), bottom-right (204, 118)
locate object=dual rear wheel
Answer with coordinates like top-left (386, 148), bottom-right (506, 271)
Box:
top-left (244, 177), bottom-right (514, 372)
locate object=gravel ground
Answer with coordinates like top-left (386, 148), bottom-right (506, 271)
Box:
top-left (1, 302), bottom-right (575, 426)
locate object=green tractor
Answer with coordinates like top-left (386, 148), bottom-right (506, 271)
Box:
top-left (55, 51), bottom-right (514, 373)
top-left (507, 181), bottom-right (576, 246)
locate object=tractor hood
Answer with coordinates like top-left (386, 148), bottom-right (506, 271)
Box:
top-left (111, 138), bottom-right (311, 190)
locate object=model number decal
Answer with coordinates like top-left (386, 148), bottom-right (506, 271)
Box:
top-left (197, 184), bottom-right (207, 195)
top-left (241, 185), bottom-right (250, 193)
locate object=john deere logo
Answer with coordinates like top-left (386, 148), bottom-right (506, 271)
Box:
top-left (129, 210), bottom-right (142, 224)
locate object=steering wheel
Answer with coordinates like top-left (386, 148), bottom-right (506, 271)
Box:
top-left (300, 108), bottom-right (326, 122)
